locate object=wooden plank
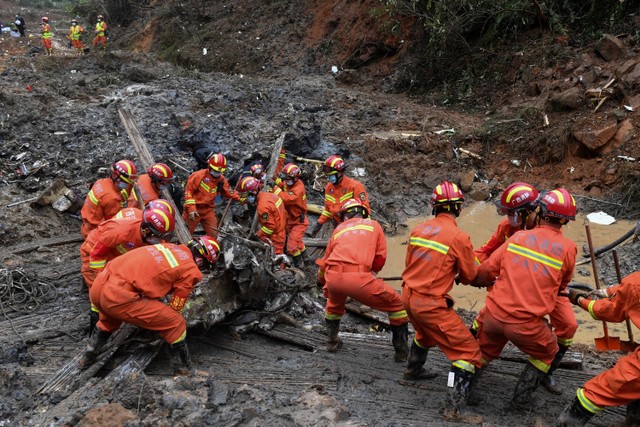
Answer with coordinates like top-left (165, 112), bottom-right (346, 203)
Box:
top-left (2, 233), bottom-right (83, 256)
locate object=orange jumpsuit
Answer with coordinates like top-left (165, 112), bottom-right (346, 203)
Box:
top-left (256, 192), bottom-right (287, 254)
top-left (276, 179), bottom-right (308, 256)
top-left (576, 273), bottom-right (640, 412)
top-left (90, 243), bottom-right (202, 344)
top-left (80, 178), bottom-right (131, 238)
top-left (93, 21), bottom-right (107, 47)
top-left (317, 217), bottom-right (407, 325)
top-left (128, 174), bottom-right (159, 208)
top-left (182, 169), bottom-right (240, 236)
top-left (41, 23), bottom-right (52, 51)
top-left (473, 219), bottom-right (578, 346)
top-left (402, 213), bottom-right (482, 371)
top-left (318, 176), bottom-right (370, 226)
top-left (477, 225), bottom-right (577, 371)
top-left (80, 216), bottom-right (145, 290)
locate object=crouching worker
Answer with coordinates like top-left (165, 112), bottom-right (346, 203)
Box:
top-left (79, 235), bottom-right (221, 375)
top-left (557, 272), bottom-right (640, 427)
top-left (316, 198), bottom-right (409, 362)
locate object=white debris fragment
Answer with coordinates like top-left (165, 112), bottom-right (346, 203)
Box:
top-left (587, 211), bottom-right (616, 226)
top-left (353, 167), bottom-right (366, 177)
top-left (331, 65), bottom-right (338, 74)
top-left (616, 155), bottom-right (636, 162)
top-left (434, 128), bottom-right (455, 135)
top-left (624, 105), bottom-right (634, 111)
top-left (161, 123), bottom-right (168, 127)
top-left (202, 48), bottom-right (208, 55)
top-left (511, 159), bottom-right (521, 167)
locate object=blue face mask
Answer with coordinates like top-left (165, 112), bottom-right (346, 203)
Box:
top-left (285, 179), bottom-right (294, 187)
top-left (247, 194), bottom-right (256, 204)
top-left (327, 174), bottom-right (338, 184)
top-left (145, 235), bottom-right (162, 245)
top-left (117, 181), bottom-right (129, 190)
top-left (211, 171), bottom-right (221, 178)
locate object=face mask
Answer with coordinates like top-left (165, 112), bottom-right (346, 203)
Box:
top-left (327, 174), bottom-right (338, 184)
top-left (117, 181), bottom-right (129, 190)
top-left (145, 235), bottom-right (162, 245)
top-left (285, 179), bottom-right (294, 187)
top-left (247, 194), bottom-right (256, 204)
top-left (211, 171), bottom-right (221, 178)
top-left (508, 212), bottom-right (520, 227)
top-left (158, 184), bottom-right (168, 191)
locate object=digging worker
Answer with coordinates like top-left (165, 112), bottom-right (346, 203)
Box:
top-left (239, 176), bottom-right (287, 255)
top-left (80, 203), bottom-right (175, 330)
top-left (317, 198), bottom-right (409, 362)
top-left (472, 188), bottom-right (577, 410)
top-left (556, 272), bottom-right (640, 427)
top-left (92, 14), bottom-right (107, 49)
top-left (14, 14), bottom-right (26, 37)
top-left (80, 159), bottom-right (138, 239)
top-left (68, 19), bottom-right (84, 55)
top-left (40, 17), bottom-right (52, 56)
top-left (401, 180), bottom-right (482, 418)
top-left (129, 162), bottom-right (175, 208)
top-left (306, 155), bottom-right (370, 237)
top-left (471, 183), bottom-right (578, 394)
top-left (80, 235), bottom-right (221, 375)
top-left (275, 163), bottom-right (309, 268)
top-left (182, 153), bottom-right (240, 236)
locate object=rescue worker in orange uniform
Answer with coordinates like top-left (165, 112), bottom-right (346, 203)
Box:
top-left (128, 162), bottom-right (174, 208)
top-left (306, 155), bottom-right (370, 237)
top-left (557, 272), bottom-right (640, 426)
top-left (239, 176), bottom-right (287, 255)
top-left (473, 188), bottom-right (577, 410)
top-left (81, 159), bottom-right (138, 239)
top-left (182, 153), bottom-right (240, 236)
top-left (68, 19), bottom-right (84, 55)
top-left (472, 183), bottom-right (578, 394)
top-left (80, 207), bottom-right (175, 331)
top-left (92, 15), bottom-right (107, 49)
top-left (249, 148), bottom-right (287, 185)
top-left (115, 198), bottom-right (174, 221)
top-left (401, 181), bottom-right (482, 417)
top-left (80, 235), bottom-right (220, 374)
top-left (317, 199), bottom-right (409, 362)
top-left (275, 163), bottom-right (309, 267)
top-left (40, 17), bottom-right (52, 56)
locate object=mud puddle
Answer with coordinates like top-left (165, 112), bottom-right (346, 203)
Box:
top-left (379, 201), bottom-right (637, 345)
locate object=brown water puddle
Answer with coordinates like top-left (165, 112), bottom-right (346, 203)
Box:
top-left (379, 201), bottom-right (637, 346)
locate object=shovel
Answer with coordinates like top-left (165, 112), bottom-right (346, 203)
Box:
top-left (612, 250), bottom-right (638, 352)
top-left (585, 223), bottom-right (620, 351)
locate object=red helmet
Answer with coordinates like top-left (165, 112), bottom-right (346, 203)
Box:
top-left (431, 181), bottom-right (464, 207)
top-left (250, 163), bottom-right (264, 177)
top-left (282, 163), bottom-right (301, 180)
top-left (538, 188), bottom-right (576, 221)
top-left (189, 235), bottom-right (220, 270)
top-left (340, 198), bottom-right (368, 220)
top-left (239, 176), bottom-right (261, 194)
top-left (208, 153), bottom-right (227, 173)
top-left (42, 17), bottom-right (49, 22)
top-left (497, 182), bottom-right (539, 215)
top-left (146, 199), bottom-right (175, 218)
top-left (148, 163), bottom-right (174, 186)
top-left (142, 208), bottom-right (175, 241)
top-left (323, 155), bottom-right (347, 174)
top-left (111, 160), bottom-right (138, 184)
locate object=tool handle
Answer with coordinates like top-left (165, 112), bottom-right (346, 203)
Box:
top-left (585, 223), bottom-right (609, 338)
top-left (613, 250), bottom-right (635, 344)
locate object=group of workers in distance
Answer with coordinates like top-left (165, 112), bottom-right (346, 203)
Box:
top-left (37, 14), bottom-right (107, 56)
top-left (76, 151), bottom-right (639, 426)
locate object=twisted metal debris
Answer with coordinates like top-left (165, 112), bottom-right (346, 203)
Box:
top-left (0, 268), bottom-right (58, 314)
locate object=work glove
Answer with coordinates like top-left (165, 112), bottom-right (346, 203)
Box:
top-left (567, 288), bottom-right (589, 306)
top-left (188, 211), bottom-right (199, 221)
top-left (305, 222), bottom-right (322, 238)
top-left (586, 289), bottom-right (609, 300)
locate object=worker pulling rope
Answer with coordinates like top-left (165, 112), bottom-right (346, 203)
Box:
top-left (0, 268), bottom-right (58, 314)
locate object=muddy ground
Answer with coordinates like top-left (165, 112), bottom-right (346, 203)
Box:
top-left (1, 5), bottom-right (640, 426)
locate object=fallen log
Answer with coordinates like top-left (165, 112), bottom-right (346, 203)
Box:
top-left (2, 233), bottom-right (83, 256)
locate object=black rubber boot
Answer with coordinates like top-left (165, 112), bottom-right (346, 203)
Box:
top-left (88, 310), bottom-right (99, 335)
top-left (170, 340), bottom-right (192, 376)
top-left (542, 344), bottom-right (569, 395)
top-left (390, 323), bottom-right (409, 362)
top-left (467, 366), bottom-right (486, 406)
top-left (556, 397), bottom-right (595, 427)
top-left (444, 365), bottom-right (475, 418)
top-left (625, 400), bottom-right (640, 427)
top-left (403, 341), bottom-right (437, 380)
top-left (325, 319), bottom-right (342, 352)
top-left (78, 326), bottom-right (111, 368)
top-left (511, 362), bottom-right (546, 410)
top-left (292, 253), bottom-right (305, 269)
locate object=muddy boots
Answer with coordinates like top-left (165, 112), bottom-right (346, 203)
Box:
top-left (170, 340), bottom-right (192, 376)
top-left (88, 309), bottom-right (99, 334)
top-left (390, 323), bottom-right (409, 362)
top-left (443, 365), bottom-right (475, 418)
top-left (625, 400), bottom-right (640, 427)
top-left (403, 341), bottom-right (438, 380)
top-left (542, 344), bottom-right (569, 395)
top-left (325, 319), bottom-right (342, 352)
top-left (78, 326), bottom-right (111, 368)
top-left (466, 366), bottom-right (486, 406)
top-left (556, 397), bottom-right (595, 427)
top-left (292, 253), bottom-right (305, 269)
top-left (511, 362), bottom-right (546, 410)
